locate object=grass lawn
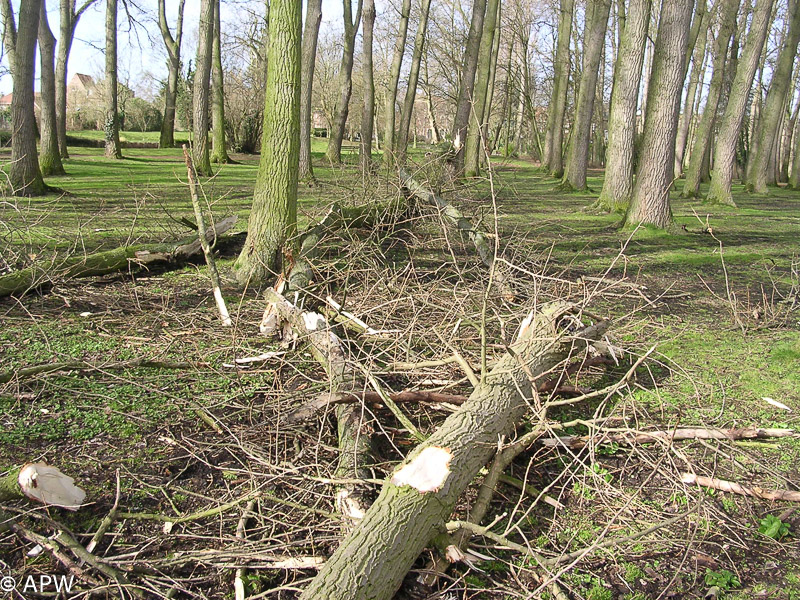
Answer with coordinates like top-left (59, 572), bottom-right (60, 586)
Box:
top-left (1, 142), bottom-right (798, 599)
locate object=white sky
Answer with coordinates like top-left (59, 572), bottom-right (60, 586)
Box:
top-left (0, 0), bottom-right (347, 97)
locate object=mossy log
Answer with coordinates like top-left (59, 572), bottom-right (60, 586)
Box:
top-left (0, 215), bottom-right (237, 297)
top-left (299, 303), bottom-right (609, 600)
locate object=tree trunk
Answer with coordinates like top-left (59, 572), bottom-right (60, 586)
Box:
top-left (192, 0), bottom-right (215, 175)
top-left (779, 87), bottom-right (799, 182)
top-left (790, 109), bottom-right (800, 187)
top-left (382, 0), bottom-right (412, 166)
top-left (544, 0), bottom-right (575, 176)
top-left (482, 6), bottom-right (502, 156)
top-left (423, 57), bottom-right (440, 143)
top-left (210, 0), bottom-right (230, 164)
top-left (158, 0), bottom-right (185, 148)
top-left (674, 15), bottom-right (708, 176)
top-left (395, 0), bottom-right (435, 163)
top-left (38, 5), bottom-right (65, 176)
top-left (682, 0), bottom-right (739, 197)
top-left (325, 0), bottom-right (362, 164)
top-left (625, 0), bottom-right (695, 228)
top-left (450, 0), bottom-right (488, 172)
top-left (562, 0), bottom-right (612, 190)
top-left (299, 0), bottom-right (322, 180)
top-left (7, 0), bottom-right (46, 196)
top-left (234, 0), bottom-right (301, 286)
top-left (103, 0), bottom-right (122, 159)
top-left (463, 0), bottom-right (500, 176)
top-left (298, 305), bottom-right (608, 600)
top-left (706, 0), bottom-right (774, 204)
top-left (596, 0), bottom-right (651, 211)
top-left (746, 0), bottom-right (800, 193)
top-left (359, 0), bottom-right (375, 171)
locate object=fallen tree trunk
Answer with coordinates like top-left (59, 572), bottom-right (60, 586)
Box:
top-left (299, 303), bottom-right (609, 600)
top-left (543, 427), bottom-right (798, 449)
top-left (0, 215), bottom-right (237, 297)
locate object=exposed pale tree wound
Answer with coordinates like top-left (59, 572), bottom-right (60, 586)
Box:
top-left (390, 447), bottom-right (453, 492)
top-left (0, 464), bottom-right (86, 510)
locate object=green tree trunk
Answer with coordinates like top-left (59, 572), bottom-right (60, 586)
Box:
top-left (451, 0), bottom-right (488, 172)
top-left (562, 0), bottom-right (612, 190)
top-left (463, 0), bottom-right (500, 176)
top-left (192, 0), bottom-right (214, 175)
top-left (359, 0), bottom-right (375, 171)
top-left (210, 0), bottom-right (230, 164)
top-left (790, 111), bottom-right (800, 187)
top-left (5, 0), bottom-right (46, 196)
top-left (596, 0), bottom-right (651, 212)
top-left (395, 0), bottom-right (434, 165)
top-left (543, 0), bottom-right (575, 176)
top-left (104, 0), bottom-right (122, 159)
top-left (706, 0), bottom-right (774, 205)
top-left (381, 0), bottom-right (412, 166)
top-left (158, 0), bottom-right (185, 148)
top-left (299, 0), bottom-right (322, 180)
top-left (746, 0), bottom-right (800, 193)
top-left (38, 5), bottom-right (66, 176)
top-left (325, 0), bottom-right (362, 164)
top-left (234, 0), bottom-right (301, 286)
top-left (625, 0), bottom-right (695, 228)
top-left (683, 0), bottom-right (740, 197)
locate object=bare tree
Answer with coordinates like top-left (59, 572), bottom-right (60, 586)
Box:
top-left (596, 0), bottom-right (652, 211)
top-left (543, 0), bottom-right (575, 176)
top-left (192, 0), bottom-right (215, 175)
top-left (299, 0), bottom-right (322, 180)
top-left (104, 0), bottom-right (122, 159)
top-left (2, 0), bottom-right (47, 195)
top-left (325, 0), bottom-right (362, 164)
top-left (706, 0), bottom-right (774, 204)
top-left (210, 0), bottom-right (231, 164)
top-left (38, 2), bottom-right (65, 176)
top-left (562, 0), bottom-right (612, 190)
top-left (359, 0), bottom-right (375, 170)
top-left (382, 0), bottom-right (412, 166)
top-left (625, 0), bottom-right (695, 228)
top-left (158, 0), bottom-right (185, 148)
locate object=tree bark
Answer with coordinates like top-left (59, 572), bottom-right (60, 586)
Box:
top-left (790, 108), bottom-right (800, 187)
top-left (234, 0), bottom-right (301, 286)
top-left (746, 0), bottom-right (800, 193)
top-left (38, 4), bottom-right (65, 176)
top-left (158, 0), bottom-right (185, 148)
top-left (543, 0), bottom-right (575, 176)
top-left (103, 0), bottom-right (122, 159)
top-left (450, 0), bottom-right (488, 172)
top-left (463, 0), bottom-right (500, 176)
top-left (6, 0), bottom-right (46, 196)
top-left (562, 0), bottom-right (612, 190)
top-left (325, 0), bottom-right (362, 164)
top-left (55, 0), bottom-right (98, 158)
top-left (193, 0), bottom-right (215, 175)
top-left (596, 0), bottom-right (652, 211)
top-left (683, 0), bottom-right (740, 197)
top-left (359, 0), bottom-right (375, 171)
top-left (706, 0), bottom-right (774, 205)
top-left (299, 0), bottom-right (322, 180)
top-left (298, 305), bottom-right (608, 600)
top-left (210, 0), bottom-right (230, 164)
top-left (395, 0), bottom-right (434, 164)
top-left (674, 14), bottom-right (708, 176)
top-left (625, 0), bottom-right (695, 228)
top-left (382, 0), bottom-right (412, 166)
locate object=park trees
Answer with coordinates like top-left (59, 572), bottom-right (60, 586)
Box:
top-left (625, 0), bottom-right (695, 228)
top-left (193, 0), bottom-right (215, 175)
top-left (596, 0), bottom-right (652, 211)
top-left (543, 0), bottom-right (575, 177)
top-left (359, 0), bottom-right (375, 170)
top-left (562, 0), bottom-right (612, 190)
top-left (211, 0), bottom-right (231, 164)
top-left (382, 0), bottom-right (412, 166)
top-left (2, 0), bottom-right (47, 195)
top-left (104, 0), bottom-right (122, 159)
top-left (746, 0), bottom-right (800, 193)
top-left (299, 0), bottom-right (322, 180)
top-left (38, 3), bottom-right (66, 176)
top-left (157, 0), bottom-right (185, 149)
top-left (325, 0), bottom-right (362, 164)
top-left (235, 0), bottom-right (301, 285)
top-left (706, 0), bottom-right (775, 205)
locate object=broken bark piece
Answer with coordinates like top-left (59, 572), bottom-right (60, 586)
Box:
top-left (681, 473), bottom-right (800, 501)
top-left (544, 427), bottom-right (798, 449)
top-left (298, 303), bottom-right (609, 600)
top-left (0, 464), bottom-right (86, 510)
